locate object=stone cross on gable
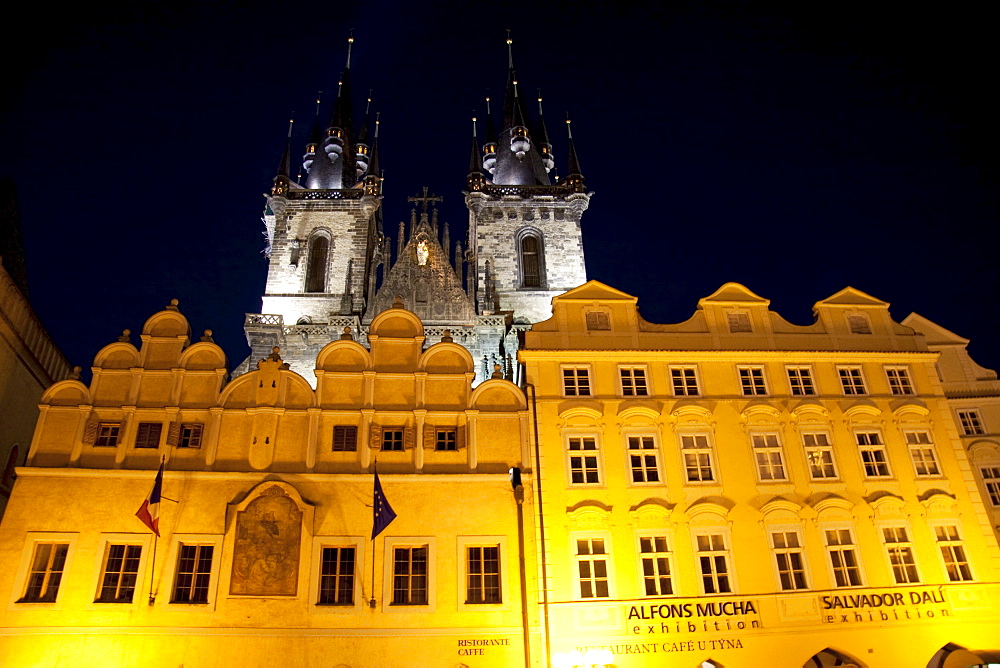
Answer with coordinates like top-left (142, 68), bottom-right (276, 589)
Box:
top-left (407, 186), bottom-right (443, 214)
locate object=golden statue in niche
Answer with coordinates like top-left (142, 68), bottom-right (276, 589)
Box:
top-left (230, 486), bottom-right (302, 596)
top-left (416, 239), bottom-right (429, 266)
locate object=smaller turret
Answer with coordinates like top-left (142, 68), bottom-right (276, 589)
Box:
top-left (302, 92), bottom-right (322, 175)
top-left (468, 116), bottom-right (485, 191)
top-left (482, 96), bottom-right (497, 175)
top-left (535, 92), bottom-right (554, 173)
top-left (355, 91), bottom-right (373, 179)
top-left (563, 116), bottom-right (586, 192)
top-left (270, 116), bottom-right (294, 197)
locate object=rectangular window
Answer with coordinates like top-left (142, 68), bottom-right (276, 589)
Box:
top-left (178, 423), bottom-right (203, 449)
top-left (95, 422), bottom-right (122, 447)
top-left (825, 529), bottom-right (862, 587)
top-left (435, 429), bottom-right (457, 451)
top-left (982, 467), bottom-right (1000, 506)
top-left (847, 314), bottom-right (872, 334)
top-left (19, 543), bottom-right (69, 603)
top-left (751, 433), bottom-right (786, 481)
top-left (563, 367), bottom-right (591, 397)
top-left (318, 546), bottom-right (356, 605)
top-left (466, 546), bottom-right (501, 604)
top-left (382, 429), bottom-right (404, 452)
top-left (172, 544), bottom-right (213, 603)
top-left (134, 422), bottom-right (162, 449)
top-left (333, 426), bottom-right (358, 452)
top-left (670, 366), bottom-right (700, 396)
top-left (786, 366), bottom-right (815, 396)
top-left (935, 526), bottom-right (972, 582)
top-left (905, 431), bottom-right (940, 476)
top-left (392, 546), bottom-right (428, 605)
top-left (627, 436), bottom-right (660, 483)
top-left (882, 527), bottom-right (919, 584)
top-left (885, 367), bottom-right (914, 395)
top-left (802, 432), bottom-right (837, 479)
top-left (680, 434), bottom-right (715, 482)
top-left (727, 312), bottom-right (752, 333)
top-left (97, 544), bottom-right (142, 602)
top-left (856, 431), bottom-right (890, 477)
top-left (696, 534), bottom-right (732, 594)
top-left (576, 539), bottom-right (609, 598)
top-left (771, 531), bottom-right (807, 591)
top-left (568, 437), bottom-right (600, 484)
top-left (838, 367), bottom-right (867, 395)
top-left (586, 312), bottom-right (610, 331)
top-left (958, 410), bottom-right (985, 436)
top-left (639, 536), bottom-right (673, 596)
top-left (619, 366), bottom-right (649, 397)
top-left (738, 366), bottom-right (767, 396)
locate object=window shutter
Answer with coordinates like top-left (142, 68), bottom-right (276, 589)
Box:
top-left (423, 424), bottom-right (435, 449)
top-left (403, 427), bottom-right (415, 450)
top-left (83, 420), bottom-right (99, 445)
top-left (457, 424), bottom-right (467, 450)
top-left (166, 422), bottom-right (181, 446)
top-left (370, 424), bottom-right (382, 451)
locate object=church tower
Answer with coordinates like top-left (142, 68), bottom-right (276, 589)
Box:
top-left (465, 37), bottom-right (591, 324)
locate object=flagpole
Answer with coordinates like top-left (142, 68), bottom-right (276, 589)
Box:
top-left (148, 533), bottom-right (158, 605)
top-left (370, 458), bottom-right (378, 609)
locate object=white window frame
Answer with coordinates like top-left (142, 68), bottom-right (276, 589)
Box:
top-left (750, 431), bottom-right (787, 482)
top-left (693, 531), bottom-right (734, 594)
top-left (932, 524), bottom-right (974, 582)
top-left (957, 409), bottom-right (985, 436)
top-left (837, 366), bottom-right (868, 395)
top-left (801, 431), bottom-right (838, 480)
top-left (457, 536), bottom-right (510, 610)
top-left (311, 536), bottom-right (364, 612)
top-left (884, 366), bottom-right (915, 395)
top-left (618, 365), bottom-right (650, 397)
top-left (9, 532), bottom-right (78, 609)
top-left (669, 366), bottom-right (700, 397)
top-left (625, 433), bottom-right (662, 485)
top-left (879, 525), bottom-right (920, 585)
top-left (679, 432), bottom-right (717, 484)
top-left (382, 537), bottom-right (436, 612)
top-left (573, 535), bottom-right (612, 599)
top-left (167, 534), bottom-right (223, 608)
top-left (785, 366), bottom-right (816, 396)
top-left (91, 533), bottom-right (151, 608)
top-left (855, 430), bottom-right (891, 478)
top-left (981, 466), bottom-right (1000, 506)
top-left (904, 430), bottom-right (941, 477)
top-left (737, 366), bottom-right (768, 396)
top-left (823, 526), bottom-right (864, 588)
top-left (636, 533), bottom-right (674, 597)
top-left (562, 365), bottom-right (592, 397)
top-left (566, 435), bottom-right (603, 486)
top-left (768, 528), bottom-right (809, 591)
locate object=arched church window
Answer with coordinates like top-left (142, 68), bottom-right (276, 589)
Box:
top-left (520, 234), bottom-right (542, 287)
top-left (305, 235), bottom-right (329, 293)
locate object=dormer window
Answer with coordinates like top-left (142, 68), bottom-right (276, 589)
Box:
top-left (847, 314), bottom-right (872, 334)
top-left (727, 312), bottom-right (752, 333)
top-left (586, 312), bottom-right (610, 331)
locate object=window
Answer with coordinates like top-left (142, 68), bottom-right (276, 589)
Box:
top-left (466, 546), bottom-right (501, 604)
top-left (885, 367), bottom-right (914, 395)
top-left (392, 546), bottom-right (428, 605)
top-left (305, 235), bottom-right (329, 293)
top-left (825, 529), bottom-right (862, 587)
top-left (802, 432), bottom-right (838, 479)
top-left (520, 235), bottom-right (541, 287)
top-left (856, 431), bottom-right (890, 477)
top-left (958, 410), bottom-right (985, 435)
top-left (568, 437), bottom-right (601, 484)
top-left (318, 546), bottom-right (356, 605)
top-left (882, 527), bottom-right (919, 584)
top-left (97, 544), bottom-right (142, 602)
top-left (627, 436), bottom-right (660, 483)
top-left (435, 429), bottom-right (457, 451)
top-left (178, 423), bottom-right (203, 449)
top-left (837, 367), bottom-right (867, 395)
top-left (847, 314), bottom-right (871, 334)
top-left (695, 534), bottom-right (731, 594)
top-left (770, 531), bottom-right (807, 591)
top-left (680, 434), bottom-right (715, 482)
top-left (905, 431), bottom-right (940, 476)
top-left (786, 366), bottom-right (815, 396)
top-left (619, 366), bottom-right (649, 397)
top-left (585, 312), bottom-right (610, 331)
top-left (751, 433), bottom-right (786, 481)
top-left (576, 538), bottom-right (610, 598)
top-left (982, 467), bottom-right (1000, 506)
top-left (639, 536), bottom-right (673, 596)
top-left (382, 429), bottom-right (404, 452)
top-left (173, 544), bottom-right (214, 603)
top-left (670, 366), bottom-right (700, 396)
top-left (19, 543), bottom-right (69, 603)
top-left (563, 367), bottom-right (591, 396)
top-left (727, 312), bottom-right (752, 333)
top-left (935, 525), bottom-right (972, 582)
top-left (94, 422), bottom-right (122, 447)
top-left (738, 366), bottom-right (767, 396)
top-left (333, 426), bottom-right (358, 452)
top-left (134, 422), bottom-right (162, 449)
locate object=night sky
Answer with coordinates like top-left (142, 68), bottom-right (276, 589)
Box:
top-left (3, 2), bottom-right (997, 374)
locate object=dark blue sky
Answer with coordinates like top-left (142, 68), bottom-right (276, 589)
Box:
top-left (3, 2), bottom-right (997, 372)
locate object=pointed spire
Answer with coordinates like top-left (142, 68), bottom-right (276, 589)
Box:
top-left (271, 115), bottom-right (294, 197)
top-left (482, 95), bottom-right (498, 175)
top-left (363, 112), bottom-right (381, 197)
top-left (535, 91), bottom-right (554, 173)
top-left (302, 91), bottom-right (323, 179)
top-left (468, 115), bottom-right (485, 191)
top-left (355, 90), bottom-right (373, 178)
top-left (564, 114), bottom-right (586, 191)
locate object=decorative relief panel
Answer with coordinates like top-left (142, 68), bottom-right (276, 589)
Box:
top-left (230, 486), bottom-right (303, 596)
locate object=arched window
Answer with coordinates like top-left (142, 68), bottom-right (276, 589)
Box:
top-left (520, 234), bottom-right (542, 288)
top-left (305, 235), bottom-right (330, 293)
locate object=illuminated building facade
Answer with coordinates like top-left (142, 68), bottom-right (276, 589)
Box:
top-left (519, 281), bottom-right (1000, 667)
top-left (0, 301), bottom-right (536, 666)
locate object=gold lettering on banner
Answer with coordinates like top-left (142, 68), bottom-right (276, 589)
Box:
top-left (230, 486), bottom-right (302, 596)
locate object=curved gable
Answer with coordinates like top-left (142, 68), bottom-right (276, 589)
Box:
top-left (93, 342), bottom-right (140, 369)
top-left (420, 343), bottom-right (474, 375)
top-left (316, 340), bottom-right (372, 372)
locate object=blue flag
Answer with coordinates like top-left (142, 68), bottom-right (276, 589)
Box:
top-left (372, 468), bottom-right (397, 539)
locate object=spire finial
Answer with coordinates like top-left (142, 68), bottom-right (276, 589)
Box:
top-left (506, 30), bottom-right (513, 69)
top-left (485, 95), bottom-right (492, 115)
top-left (346, 31), bottom-right (354, 68)
top-left (566, 113), bottom-right (573, 139)
top-left (365, 89), bottom-right (372, 115)
top-left (537, 89), bottom-right (543, 115)
top-left (287, 114), bottom-right (294, 139)
top-left (374, 111), bottom-right (380, 138)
